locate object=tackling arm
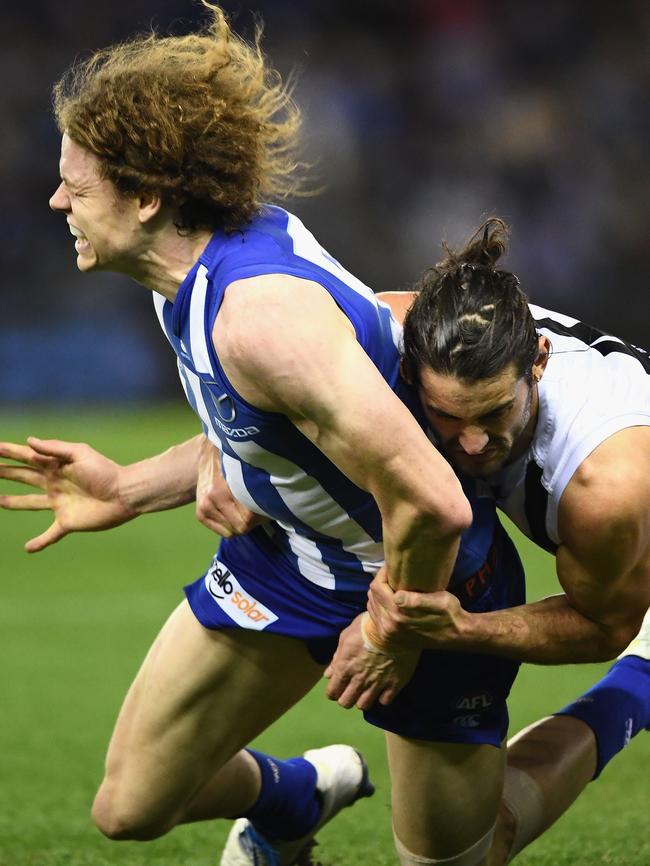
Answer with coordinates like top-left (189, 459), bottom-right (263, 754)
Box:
top-left (369, 428), bottom-right (650, 663)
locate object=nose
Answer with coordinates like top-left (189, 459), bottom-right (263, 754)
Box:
top-left (458, 426), bottom-right (490, 455)
top-left (49, 182), bottom-right (70, 212)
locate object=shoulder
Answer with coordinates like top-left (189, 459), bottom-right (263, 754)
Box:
top-left (217, 273), bottom-right (353, 353)
top-left (534, 346), bottom-right (649, 495)
top-left (566, 427), bottom-right (650, 503)
top-left (559, 427), bottom-right (650, 558)
top-left (212, 273), bottom-right (356, 411)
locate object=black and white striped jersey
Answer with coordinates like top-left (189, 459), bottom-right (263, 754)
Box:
top-left (482, 304), bottom-right (650, 553)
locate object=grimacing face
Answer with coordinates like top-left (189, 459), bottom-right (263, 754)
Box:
top-left (416, 362), bottom-right (538, 478)
top-left (49, 134), bottom-right (143, 273)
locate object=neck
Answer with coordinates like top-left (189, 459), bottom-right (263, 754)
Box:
top-left (125, 225), bottom-right (213, 301)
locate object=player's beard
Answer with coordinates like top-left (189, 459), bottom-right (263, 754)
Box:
top-left (494, 382), bottom-right (538, 473)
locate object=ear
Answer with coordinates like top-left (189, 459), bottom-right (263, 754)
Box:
top-left (532, 335), bottom-right (551, 383)
top-left (399, 356), bottom-right (413, 385)
top-left (137, 190), bottom-right (162, 224)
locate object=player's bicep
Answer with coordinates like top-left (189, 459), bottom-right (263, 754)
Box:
top-left (288, 336), bottom-right (433, 485)
top-left (287, 334), bottom-right (468, 529)
top-left (557, 472), bottom-right (650, 633)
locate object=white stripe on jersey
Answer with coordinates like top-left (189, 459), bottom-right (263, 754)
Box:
top-left (188, 265), bottom-right (213, 375)
top-left (220, 451), bottom-right (271, 517)
top-left (220, 452), bottom-right (340, 589)
top-left (377, 298), bottom-right (406, 351)
top-left (281, 531), bottom-right (335, 589)
top-left (152, 291), bottom-right (168, 333)
top-left (179, 364), bottom-right (214, 434)
top-left (529, 304), bottom-right (579, 328)
top-left (286, 214), bottom-right (403, 372)
top-left (286, 213), bottom-right (378, 305)
top-left (227, 438), bottom-right (384, 561)
top-left (177, 358), bottom-right (192, 402)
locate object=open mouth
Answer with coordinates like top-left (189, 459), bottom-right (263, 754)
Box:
top-left (69, 224), bottom-right (91, 252)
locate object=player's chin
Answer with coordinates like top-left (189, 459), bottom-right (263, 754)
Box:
top-left (76, 251), bottom-right (98, 271)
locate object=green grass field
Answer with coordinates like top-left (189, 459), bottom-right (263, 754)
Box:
top-left (1, 405), bottom-right (648, 866)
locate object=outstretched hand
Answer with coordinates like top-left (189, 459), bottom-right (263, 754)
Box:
top-left (324, 612), bottom-right (420, 710)
top-left (0, 438), bottom-right (134, 552)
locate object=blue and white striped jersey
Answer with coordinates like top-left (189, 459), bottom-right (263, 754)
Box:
top-left (153, 205), bottom-right (427, 592)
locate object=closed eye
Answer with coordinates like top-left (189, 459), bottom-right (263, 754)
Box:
top-left (427, 407), bottom-right (460, 421)
top-left (480, 406), bottom-right (510, 420)
top-left (427, 400), bottom-right (515, 423)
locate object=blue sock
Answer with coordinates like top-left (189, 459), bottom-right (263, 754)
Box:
top-left (244, 750), bottom-right (321, 841)
top-left (556, 655), bottom-right (650, 778)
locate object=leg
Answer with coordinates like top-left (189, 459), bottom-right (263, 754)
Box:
top-left (491, 618), bottom-right (650, 864)
top-left (387, 733), bottom-right (505, 865)
top-left (489, 715), bottom-right (596, 864)
top-left (92, 600), bottom-right (323, 839)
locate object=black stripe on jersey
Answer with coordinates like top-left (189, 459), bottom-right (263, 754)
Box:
top-left (535, 316), bottom-right (650, 373)
top-left (524, 461), bottom-right (558, 554)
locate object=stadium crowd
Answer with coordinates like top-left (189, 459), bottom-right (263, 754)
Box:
top-left (2, 0), bottom-right (648, 400)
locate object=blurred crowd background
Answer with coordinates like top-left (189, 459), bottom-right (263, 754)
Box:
top-left (3, 0), bottom-right (649, 402)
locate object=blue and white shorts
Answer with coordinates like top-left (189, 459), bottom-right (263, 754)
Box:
top-left (184, 521), bottom-right (524, 747)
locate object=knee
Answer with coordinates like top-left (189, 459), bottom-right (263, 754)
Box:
top-left (92, 783), bottom-right (173, 841)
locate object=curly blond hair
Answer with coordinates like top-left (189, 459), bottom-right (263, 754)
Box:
top-left (53, 1), bottom-right (304, 232)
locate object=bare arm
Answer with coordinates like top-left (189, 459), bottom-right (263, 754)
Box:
top-left (550, 427), bottom-right (650, 654)
top-left (369, 428), bottom-right (650, 663)
top-left (121, 434), bottom-right (203, 513)
top-left (216, 275), bottom-right (472, 594)
top-left (367, 587), bottom-right (637, 664)
top-left (216, 275), bottom-right (471, 708)
top-left (0, 434), bottom-right (204, 552)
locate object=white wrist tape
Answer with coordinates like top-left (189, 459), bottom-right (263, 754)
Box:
top-left (360, 612), bottom-right (399, 658)
top-left (394, 821), bottom-right (496, 866)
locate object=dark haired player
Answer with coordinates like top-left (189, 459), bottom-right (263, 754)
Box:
top-left (350, 218), bottom-right (650, 863)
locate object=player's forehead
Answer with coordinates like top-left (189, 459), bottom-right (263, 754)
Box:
top-left (59, 133), bottom-right (103, 188)
top-left (417, 363), bottom-right (523, 417)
